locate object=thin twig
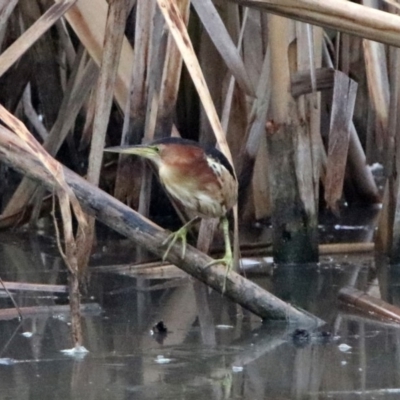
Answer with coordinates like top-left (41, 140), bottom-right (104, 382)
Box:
top-left (51, 191), bottom-right (68, 268)
top-left (0, 281), bottom-right (68, 293)
top-left (0, 277), bottom-right (22, 320)
top-left (0, 320), bottom-right (23, 357)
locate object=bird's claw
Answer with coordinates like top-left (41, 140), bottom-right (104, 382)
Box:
top-left (162, 227), bottom-right (187, 261)
top-left (204, 253), bottom-right (233, 293)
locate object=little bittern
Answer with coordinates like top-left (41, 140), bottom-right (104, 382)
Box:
top-left (105, 137), bottom-right (238, 270)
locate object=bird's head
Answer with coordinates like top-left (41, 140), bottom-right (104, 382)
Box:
top-left (104, 138), bottom-right (206, 170)
top-left (104, 144), bottom-right (163, 167)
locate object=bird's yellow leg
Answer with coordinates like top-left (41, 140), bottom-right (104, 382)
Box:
top-left (162, 217), bottom-right (199, 261)
top-left (205, 216), bottom-right (233, 292)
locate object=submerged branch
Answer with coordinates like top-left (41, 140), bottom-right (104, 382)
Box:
top-left (339, 286), bottom-right (400, 323)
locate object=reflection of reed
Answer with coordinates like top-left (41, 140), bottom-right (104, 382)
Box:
top-left (230, 323), bottom-right (289, 368)
top-left (0, 303), bottom-right (101, 321)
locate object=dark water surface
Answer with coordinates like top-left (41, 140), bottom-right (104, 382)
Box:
top-left (0, 221), bottom-right (399, 400)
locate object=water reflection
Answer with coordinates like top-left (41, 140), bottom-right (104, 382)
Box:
top-left (0, 232), bottom-right (400, 399)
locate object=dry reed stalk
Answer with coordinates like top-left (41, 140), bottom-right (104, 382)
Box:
top-left (267, 15), bottom-right (318, 262)
top-left (339, 33), bottom-right (351, 75)
top-left (385, 47), bottom-right (400, 176)
top-left (126, 0), bottom-right (154, 142)
top-left (0, 0), bottom-right (76, 78)
top-left (87, 0), bottom-right (128, 187)
top-left (0, 107), bottom-right (87, 347)
top-left (363, 40), bottom-right (389, 151)
top-left (319, 242), bottom-right (374, 254)
top-left (376, 49), bottom-right (400, 263)
top-left (222, 7), bottom-right (249, 165)
top-left (291, 68), bottom-right (335, 97)
top-left (362, 0), bottom-right (390, 157)
top-left (324, 71), bottom-right (358, 212)
top-left (22, 84), bottom-right (49, 141)
top-left (221, 6), bottom-right (247, 134)
top-left (230, 0), bottom-right (400, 48)
top-left (192, 0), bottom-right (255, 97)
top-left (298, 25), bottom-right (324, 208)
top-left (136, 5), bottom-right (170, 217)
top-left (83, 0), bottom-right (129, 276)
top-left (322, 43), bottom-right (380, 205)
top-left (376, 184), bottom-right (393, 254)
top-left (376, 48), bottom-right (400, 259)
top-left (156, 0), bottom-right (190, 136)
top-left (198, 15), bottom-right (226, 145)
top-left (0, 0), bottom-right (18, 50)
top-left (293, 22), bottom-right (322, 227)
top-left (0, 281), bottom-right (68, 293)
top-left (58, 0), bottom-right (133, 111)
top-left (242, 8), bottom-right (264, 91)
top-left (143, 7), bottom-right (169, 143)
top-left (237, 47), bottom-right (270, 212)
top-left (0, 51), bottom-right (98, 226)
top-left (79, 61), bottom-right (97, 151)
top-left (19, 0), bottom-right (63, 129)
top-left (55, 18), bottom-right (76, 70)
top-left (113, 0), bottom-right (155, 207)
top-left (252, 133), bottom-right (270, 220)
top-left (347, 122), bottom-right (381, 203)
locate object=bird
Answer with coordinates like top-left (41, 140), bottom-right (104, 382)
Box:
top-left (104, 137), bottom-right (238, 273)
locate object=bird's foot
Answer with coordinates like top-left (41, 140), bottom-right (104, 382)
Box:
top-left (161, 217), bottom-right (199, 261)
top-left (204, 252), bottom-right (233, 293)
top-left (162, 226), bottom-right (188, 261)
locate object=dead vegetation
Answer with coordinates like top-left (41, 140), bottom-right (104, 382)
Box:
top-left (1, 0), bottom-right (400, 345)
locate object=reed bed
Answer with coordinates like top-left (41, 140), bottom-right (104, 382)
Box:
top-left (0, 0), bottom-right (398, 344)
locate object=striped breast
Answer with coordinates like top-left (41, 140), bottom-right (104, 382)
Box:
top-left (157, 143), bottom-right (237, 219)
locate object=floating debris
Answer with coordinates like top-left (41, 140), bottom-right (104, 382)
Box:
top-left (155, 355), bottom-right (172, 364)
top-left (216, 325), bottom-right (234, 330)
top-left (338, 343), bottom-right (352, 352)
top-left (0, 358), bottom-right (16, 366)
top-left (61, 346), bottom-right (89, 357)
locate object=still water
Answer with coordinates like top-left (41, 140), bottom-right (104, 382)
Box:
top-left (0, 223), bottom-right (399, 400)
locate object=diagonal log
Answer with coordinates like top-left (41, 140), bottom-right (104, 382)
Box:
top-left (0, 125), bottom-right (323, 326)
top-left (339, 286), bottom-right (400, 323)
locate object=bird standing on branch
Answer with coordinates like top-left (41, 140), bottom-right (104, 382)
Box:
top-left (105, 137), bottom-right (238, 272)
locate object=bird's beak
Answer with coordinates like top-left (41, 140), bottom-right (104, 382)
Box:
top-left (104, 145), bottom-right (158, 159)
